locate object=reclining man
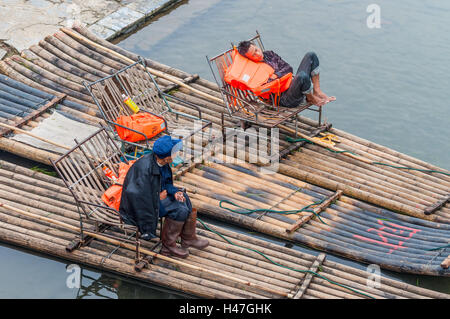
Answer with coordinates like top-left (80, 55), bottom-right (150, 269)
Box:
top-left (119, 135), bottom-right (209, 258)
top-left (237, 41), bottom-right (336, 107)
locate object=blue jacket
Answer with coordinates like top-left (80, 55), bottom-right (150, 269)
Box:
top-left (158, 163), bottom-right (179, 217)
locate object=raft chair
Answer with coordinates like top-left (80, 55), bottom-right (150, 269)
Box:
top-left (207, 31), bottom-right (324, 129)
top-left (51, 127), bottom-right (160, 272)
top-left (83, 58), bottom-right (212, 160)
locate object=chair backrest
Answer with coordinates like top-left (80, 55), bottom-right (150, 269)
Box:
top-left (83, 58), bottom-right (172, 125)
top-left (51, 127), bottom-right (127, 225)
top-left (207, 31), bottom-right (269, 116)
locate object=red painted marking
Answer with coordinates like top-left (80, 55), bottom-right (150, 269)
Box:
top-left (353, 220), bottom-right (421, 254)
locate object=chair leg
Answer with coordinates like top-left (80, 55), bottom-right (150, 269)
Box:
top-left (135, 241), bottom-right (162, 272)
top-left (135, 236), bottom-right (141, 264)
top-left (318, 106), bottom-right (322, 126)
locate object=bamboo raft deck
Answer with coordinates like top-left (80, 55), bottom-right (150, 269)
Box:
top-left (178, 159), bottom-right (450, 276)
top-left (0, 24), bottom-right (448, 278)
top-left (0, 159), bottom-right (448, 299)
top-left (0, 24), bottom-right (447, 223)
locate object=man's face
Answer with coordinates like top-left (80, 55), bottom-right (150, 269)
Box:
top-left (245, 44), bottom-right (263, 62)
top-left (156, 155), bottom-right (173, 166)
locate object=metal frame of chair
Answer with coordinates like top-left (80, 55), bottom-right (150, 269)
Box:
top-left (50, 127), bottom-right (151, 267)
top-left (206, 31), bottom-right (324, 128)
top-left (83, 57), bottom-right (212, 158)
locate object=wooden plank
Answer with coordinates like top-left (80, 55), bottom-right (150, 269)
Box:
top-left (292, 253), bottom-right (327, 299)
top-left (286, 190), bottom-right (343, 233)
top-left (0, 94), bottom-right (66, 137)
top-left (163, 74), bottom-right (199, 93)
top-left (424, 195), bottom-right (450, 215)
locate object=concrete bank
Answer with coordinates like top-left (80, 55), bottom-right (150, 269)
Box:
top-left (0, 0), bottom-right (182, 58)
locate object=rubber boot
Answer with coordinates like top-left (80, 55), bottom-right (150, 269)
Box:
top-left (161, 218), bottom-right (189, 258)
top-left (181, 209), bottom-right (209, 249)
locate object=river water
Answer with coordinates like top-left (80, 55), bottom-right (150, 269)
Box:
top-left (1, 0), bottom-right (449, 298)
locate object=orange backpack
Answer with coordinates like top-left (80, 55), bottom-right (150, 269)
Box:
top-left (224, 48), bottom-right (292, 100)
top-left (101, 160), bottom-right (136, 211)
top-left (115, 113), bottom-right (166, 143)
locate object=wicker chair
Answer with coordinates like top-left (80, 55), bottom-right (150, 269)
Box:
top-left (51, 127), bottom-right (159, 271)
top-left (83, 58), bottom-right (212, 160)
top-left (207, 31), bottom-right (324, 129)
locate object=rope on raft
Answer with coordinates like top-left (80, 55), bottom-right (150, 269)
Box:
top-left (197, 218), bottom-right (376, 299)
top-left (285, 137), bottom-right (450, 176)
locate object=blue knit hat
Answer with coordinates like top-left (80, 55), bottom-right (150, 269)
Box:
top-left (153, 135), bottom-right (182, 159)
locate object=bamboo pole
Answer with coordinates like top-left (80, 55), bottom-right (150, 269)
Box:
top-left (28, 44), bottom-right (100, 83)
top-left (186, 180), bottom-right (443, 262)
top-left (21, 49), bottom-right (91, 89)
top-left (0, 60), bottom-right (100, 121)
top-left (0, 159), bottom-right (66, 187)
top-left (294, 144), bottom-right (450, 217)
top-left (0, 167), bottom-right (70, 196)
top-left (0, 201), bottom-right (292, 298)
top-left (298, 145), bottom-right (447, 199)
top-left (0, 223), bottom-right (243, 299)
top-left (0, 160), bottom-right (446, 298)
top-left (11, 55), bottom-right (89, 95)
top-left (0, 137), bottom-right (59, 164)
top-left (182, 158), bottom-right (450, 241)
top-left (290, 150), bottom-right (437, 204)
top-left (335, 136), bottom-right (450, 190)
top-left (277, 162), bottom-right (431, 221)
top-left (40, 36), bottom-right (110, 79)
top-left (283, 156), bottom-right (430, 210)
top-left (3, 58), bottom-right (93, 104)
top-left (61, 27), bottom-right (225, 106)
top-left (287, 190), bottom-right (343, 233)
top-left (1, 161), bottom-right (448, 298)
top-left (279, 123), bottom-right (373, 164)
top-left (0, 175), bottom-right (299, 294)
top-left (330, 127), bottom-right (450, 182)
top-left (54, 31), bottom-right (128, 71)
top-left (189, 186), bottom-right (449, 271)
top-left (0, 122), bottom-right (71, 150)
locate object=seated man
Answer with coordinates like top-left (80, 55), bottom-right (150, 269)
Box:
top-left (237, 41), bottom-right (336, 107)
top-left (119, 135), bottom-right (209, 259)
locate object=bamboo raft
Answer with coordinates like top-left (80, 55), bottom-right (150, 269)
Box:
top-left (0, 23), bottom-right (447, 222)
top-left (0, 24), bottom-right (448, 277)
top-left (0, 159), bottom-right (448, 299)
top-left (177, 158), bottom-right (450, 276)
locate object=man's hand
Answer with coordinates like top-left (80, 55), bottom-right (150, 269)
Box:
top-left (174, 191), bottom-right (185, 202)
top-left (160, 190), bottom-right (167, 200)
top-left (269, 74), bottom-right (278, 80)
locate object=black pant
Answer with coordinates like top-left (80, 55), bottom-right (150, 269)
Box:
top-left (280, 52), bottom-right (320, 108)
top-left (160, 192), bottom-right (193, 221)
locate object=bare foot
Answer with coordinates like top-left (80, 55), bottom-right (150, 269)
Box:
top-left (306, 93), bottom-right (327, 106)
top-left (314, 90), bottom-right (336, 103)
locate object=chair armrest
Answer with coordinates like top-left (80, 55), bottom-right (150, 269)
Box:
top-left (162, 92), bottom-right (203, 120)
top-left (105, 119), bottom-right (150, 149)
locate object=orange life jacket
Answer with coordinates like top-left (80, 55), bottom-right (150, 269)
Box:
top-left (115, 112), bottom-right (166, 143)
top-left (224, 48), bottom-right (292, 100)
top-left (101, 160), bottom-right (136, 211)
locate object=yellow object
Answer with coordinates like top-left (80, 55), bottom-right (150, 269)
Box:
top-left (311, 133), bottom-right (340, 147)
top-left (319, 133), bottom-right (341, 142)
top-left (122, 94), bottom-right (140, 113)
